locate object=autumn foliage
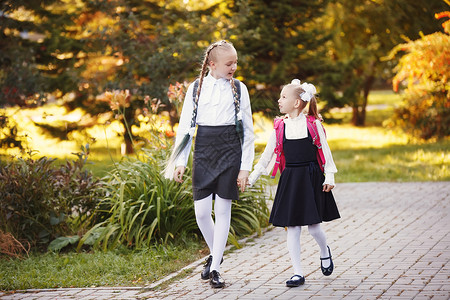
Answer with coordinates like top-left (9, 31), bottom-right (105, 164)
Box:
top-left (388, 12), bottom-right (450, 140)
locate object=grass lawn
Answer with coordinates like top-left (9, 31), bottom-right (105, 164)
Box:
top-left (0, 239), bottom-right (206, 291)
top-left (328, 125), bottom-right (449, 182)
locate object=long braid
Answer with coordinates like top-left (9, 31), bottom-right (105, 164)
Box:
top-left (190, 55), bottom-right (209, 128)
top-left (230, 78), bottom-right (239, 113)
top-left (190, 41), bottom-right (224, 127)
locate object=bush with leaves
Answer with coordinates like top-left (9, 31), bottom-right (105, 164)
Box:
top-left (0, 146), bottom-right (104, 250)
top-left (385, 11), bottom-right (450, 140)
top-left (79, 146), bottom-right (270, 251)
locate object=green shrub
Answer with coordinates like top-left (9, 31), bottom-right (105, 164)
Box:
top-left (79, 148), bottom-right (196, 251)
top-left (0, 146), bottom-right (104, 249)
top-left (80, 147), bottom-right (270, 250)
top-left (387, 17), bottom-right (450, 140)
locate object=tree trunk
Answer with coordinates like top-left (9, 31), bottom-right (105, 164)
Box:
top-left (351, 74), bottom-right (375, 127)
top-left (352, 106), bottom-right (366, 126)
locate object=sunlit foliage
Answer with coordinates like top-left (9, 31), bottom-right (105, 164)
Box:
top-left (386, 11), bottom-right (450, 139)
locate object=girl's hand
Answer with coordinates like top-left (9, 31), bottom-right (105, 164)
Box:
top-left (323, 184), bottom-right (334, 192)
top-left (174, 166), bottom-right (185, 183)
top-left (237, 170), bottom-right (250, 192)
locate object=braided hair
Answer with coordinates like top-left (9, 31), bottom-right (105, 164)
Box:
top-left (164, 40), bottom-right (240, 179)
top-left (191, 40), bottom-right (237, 127)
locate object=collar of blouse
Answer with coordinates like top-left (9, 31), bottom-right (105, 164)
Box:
top-left (285, 113), bottom-right (305, 122)
top-left (203, 73), bottom-right (231, 91)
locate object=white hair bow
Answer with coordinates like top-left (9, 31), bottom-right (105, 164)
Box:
top-left (290, 79), bottom-right (316, 102)
top-left (291, 79), bottom-right (301, 85)
top-left (300, 82), bottom-right (316, 102)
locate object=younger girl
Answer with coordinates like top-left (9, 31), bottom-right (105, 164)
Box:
top-left (249, 79), bottom-right (340, 287)
top-left (165, 40), bottom-right (254, 288)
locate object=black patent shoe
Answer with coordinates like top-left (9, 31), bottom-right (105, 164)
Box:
top-left (320, 246), bottom-right (334, 276)
top-left (209, 270), bottom-right (225, 288)
top-left (286, 275), bottom-right (305, 287)
top-left (201, 255), bottom-right (213, 280)
top-left (201, 256), bottom-right (224, 280)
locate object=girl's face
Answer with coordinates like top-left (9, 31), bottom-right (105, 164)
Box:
top-left (209, 48), bottom-right (238, 80)
top-left (278, 85), bottom-right (302, 116)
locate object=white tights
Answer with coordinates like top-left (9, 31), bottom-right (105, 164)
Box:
top-left (194, 194), bottom-right (232, 273)
top-left (286, 224), bottom-right (330, 276)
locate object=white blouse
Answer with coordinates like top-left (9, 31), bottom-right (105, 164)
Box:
top-left (250, 113), bottom-right (337, 186)
top-left (175, 73), bottom-right (255, 171)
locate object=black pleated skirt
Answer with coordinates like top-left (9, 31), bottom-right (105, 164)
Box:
top-left (269, 161), bottom-right (340, 227)
top-left (269, 132), bottom-right (340, 227)
top-left (192, 125), bottom-right (242, 201)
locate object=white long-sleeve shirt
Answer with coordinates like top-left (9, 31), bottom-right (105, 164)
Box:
top-left (174, 73), bottom-right (255, 171)
top-left (250, 113), bottom-right (337, 186)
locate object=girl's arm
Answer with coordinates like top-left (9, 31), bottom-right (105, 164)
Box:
top-left (239, 82), bottom-right (255, 172)
top-left (248, 129), bottom-right (276, 186)
top-left (315, 120), bottom-right (337, 186)
top-left (174, 83), bottom-right (195, 168)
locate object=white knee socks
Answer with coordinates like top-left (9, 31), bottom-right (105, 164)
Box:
top-left (308, 224), bottom-right (330, 268)
top-left (194, 195), bottom-right (215, 252)
top-left (194, 194), bottom-right (232, 273)
top-left (287, 224), bottom-right (331, 275)
top-left (210, 196), bottom-right (231, 272)
top-left (287, 226), bottom-right (303, 276)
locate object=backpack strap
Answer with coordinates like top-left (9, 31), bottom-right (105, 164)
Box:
top-left (306, 115), bottom-right (326, 172)
top-left (271, 117), bottom-right (286, 178)
top-left (232, 79), bottom-right (243, 145)
top-left (233, 78), bottom-right (241, 99)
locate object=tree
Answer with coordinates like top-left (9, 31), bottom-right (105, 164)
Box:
top-left (318, 0), bottom-right (448, 126)
top-left (0, 0), bottom-right (96, 107)
top-left (1, 0), bottom-right (223, 153)
top-left (229, 0), bottom-right (331, 115)
top-left (385, 11), bottom-right (450, 139)
top-left (72, 0), bottom-right (222, 153)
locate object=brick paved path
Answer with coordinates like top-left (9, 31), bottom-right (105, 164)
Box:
top-left (1, 182), bottom-right (449, 299)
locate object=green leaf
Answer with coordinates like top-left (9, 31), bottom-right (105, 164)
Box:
top-left (48, 236), bottom-right (80, 252)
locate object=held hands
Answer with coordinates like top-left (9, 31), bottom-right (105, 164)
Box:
top-left (237, 170), bottom-right (250, 192)
top-left (173, 166), bottom-right (185, 183)
top-left (323, 184), bottom-right (334, 192)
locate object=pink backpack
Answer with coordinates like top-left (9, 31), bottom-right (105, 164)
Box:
top-left (271, 115), bottom-right (326, 178)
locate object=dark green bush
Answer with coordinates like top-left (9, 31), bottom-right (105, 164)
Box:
top-left (0, 146), bottom-right (104, 249)
top-left (80, 147), bottom-right (270, 251)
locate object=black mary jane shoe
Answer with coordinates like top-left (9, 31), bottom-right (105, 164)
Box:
top-left (286, 275), bottom-right (305, 287)
top-left (209, 270), bottom-right (225, 288)
top-left (201, 255), bottom-right (213, 280)
top-left (201, 256), bottom-right (224, 280)
top-left (320, 245), bottom-right (334, 276)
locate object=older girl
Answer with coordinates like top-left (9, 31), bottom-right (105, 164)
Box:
top-left (166, 40), bottom-right (254, 288)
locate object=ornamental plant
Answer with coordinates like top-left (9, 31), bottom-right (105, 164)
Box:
top-left (78, 145), bottom-right (270, 251)
top-left (385, 11), bottom-right (450, 139)
top-left (0, 146), bottom-right (103, 251)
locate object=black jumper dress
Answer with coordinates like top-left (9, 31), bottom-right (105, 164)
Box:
top-left (192, 125), bottom-right (242, 201)
top-left (269, 128), bottom-right (340, 227)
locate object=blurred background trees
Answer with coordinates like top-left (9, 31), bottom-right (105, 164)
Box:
top-left (0, 0), bottom-right (448, 258)
top-left (0, 0), bottom-right (449, 150)
top-left (318, 0), bottom-right (449, 126)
